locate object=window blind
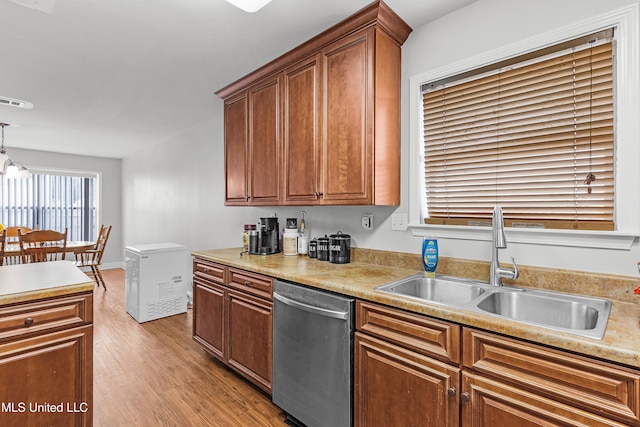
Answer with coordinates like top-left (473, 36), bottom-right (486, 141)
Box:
top-left (422, 33), bottom-right (614, 231)
top-left (1, 172), bottom-right (97, 240)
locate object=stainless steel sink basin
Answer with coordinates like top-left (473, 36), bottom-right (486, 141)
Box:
top-left (375, 274), bottom-right (490, 305)
top-left (375, 273), bottom-right (612, 340)
top-left (475, 289), bottom-right (611, 339)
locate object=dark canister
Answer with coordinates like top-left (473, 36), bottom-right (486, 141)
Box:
top-left (329, 231), bottom-right (351, 264)
top-left (308, 239), bottom-right (318, 258)
top-left (317, 235), bottom-right (330, 261)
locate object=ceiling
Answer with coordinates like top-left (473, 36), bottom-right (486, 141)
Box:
top-left (0, 0), bottom-right (475, 159)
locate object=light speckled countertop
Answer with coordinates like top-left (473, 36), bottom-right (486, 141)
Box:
top-left (0, 261), bottom-right (94, 305)
top-left (192, 247), bottom-right (640, 369)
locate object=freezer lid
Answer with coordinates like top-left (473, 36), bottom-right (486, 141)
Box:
top-left (125, 242), bottom-right (187, 254)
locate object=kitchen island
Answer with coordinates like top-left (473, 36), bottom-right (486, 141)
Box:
top-left (0, 261), bottom-right (94, 427)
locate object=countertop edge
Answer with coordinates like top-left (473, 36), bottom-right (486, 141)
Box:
top-left (0, 261), bottom-right (95, 306)
top-left (192, 249), bottom-right (640, 369)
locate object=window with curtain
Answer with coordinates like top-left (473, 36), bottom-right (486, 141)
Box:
top-left (0, 170), bottom-right (97, 240)
top-left (422, 29), bottom-right (614, 231)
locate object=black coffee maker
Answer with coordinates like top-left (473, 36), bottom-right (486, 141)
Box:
top-left (257, 217), bottom-right (280, 255)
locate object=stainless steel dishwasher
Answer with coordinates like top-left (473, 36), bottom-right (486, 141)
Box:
top-left (272, 280), bottom-right (355, 427)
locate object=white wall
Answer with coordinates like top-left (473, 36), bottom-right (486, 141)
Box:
top-left (122, 0), bottom-right (640, 279)
top-left (6, 148), bottom-right (122, 266)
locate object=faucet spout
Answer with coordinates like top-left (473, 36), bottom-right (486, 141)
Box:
top-left (490, 206), bottom-right (519, 286)
top-left (492, 206), bottom-right (506, 249)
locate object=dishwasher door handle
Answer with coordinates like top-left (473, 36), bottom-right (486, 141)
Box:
top-left (274, 292), bottom-right (349, 320)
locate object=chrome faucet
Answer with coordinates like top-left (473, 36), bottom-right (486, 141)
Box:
top-left (489, 206), bottom-right (519, 286)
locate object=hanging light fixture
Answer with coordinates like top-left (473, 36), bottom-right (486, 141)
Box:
top-left (0, 123), bottom-right (31, 179)
top-left (225, 0), bottom-right (272, 13)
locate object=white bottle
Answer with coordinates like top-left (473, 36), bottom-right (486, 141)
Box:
top-left (283, 228), bottom-right (298, 256)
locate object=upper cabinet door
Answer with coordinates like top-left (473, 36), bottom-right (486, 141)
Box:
top-left (322, 30), bottom-right (372, 204)
top-left (282, 54), bottom-right (322, 204)
top-left (249, 76), bottom-right (281, 204)
top-left (224, 93), bottom-right (249, 205)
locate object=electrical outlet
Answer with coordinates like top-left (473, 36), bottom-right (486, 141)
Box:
top-left (391, 213), bottom-right (408, 231)
top-left (362, 214), bottom-right (373, 230)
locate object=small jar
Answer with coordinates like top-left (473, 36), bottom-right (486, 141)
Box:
top-left (283, 228), bottom-right (298, 256)
top-left (242, 224), bottom-right (255, 254)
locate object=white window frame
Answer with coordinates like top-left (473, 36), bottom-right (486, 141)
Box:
top-left (408, 4), bottom-right (640, 250)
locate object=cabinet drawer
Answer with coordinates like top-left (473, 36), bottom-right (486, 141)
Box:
top-left (0, 294), bottom-right (92, 341)
top-left (463, 328), bottom-right (640, 426)
top-left (356, 300), bottom-right (460, 364)
top-left (193, 259), bottom-right (226, 285)
top-left (228, 268), bottom-right (273, 300)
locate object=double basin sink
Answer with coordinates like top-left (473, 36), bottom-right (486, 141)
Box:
top-left (375, 274), bottom-right (611, 340)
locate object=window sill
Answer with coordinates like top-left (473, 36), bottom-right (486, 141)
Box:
top-left (409, 223), bottom-right (638, 251)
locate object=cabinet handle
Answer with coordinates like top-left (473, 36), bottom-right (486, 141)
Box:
top-left (244, 280), bottom-right (252, 287)
top-left (447, 387), bottom-right (456, 397)
top-left (24, 317), bottom-right (34, 326)
top-left (460, 392), bottom-right (470, 403)
top-left (315, 192), bottom-right (324, 197)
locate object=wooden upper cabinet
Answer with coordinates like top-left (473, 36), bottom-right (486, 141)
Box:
top-left (249, 75), bottom-right (280, 204)
top-left (322, 30), bottom-right (371, 204)
top-left (224, 93), bottom-right (248, 204)
top-left (224, 76), bottom-right (280, 206)
top-left (282, 54), bottom-right (322, 204)
top-left (217, 0), bottom-right (412, 206)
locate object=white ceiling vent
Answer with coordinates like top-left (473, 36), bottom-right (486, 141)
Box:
top-left (0, 96), bottom-right (34, 109)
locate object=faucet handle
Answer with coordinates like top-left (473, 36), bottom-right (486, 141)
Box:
top-left (508, 256), bottom-right (519, 280)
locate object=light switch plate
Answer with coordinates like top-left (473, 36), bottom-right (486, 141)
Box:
top-left (391, 213), bottom-right (408, 231)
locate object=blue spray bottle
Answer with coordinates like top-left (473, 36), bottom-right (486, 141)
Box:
top-left (422, 238), bottom-right (438, 278)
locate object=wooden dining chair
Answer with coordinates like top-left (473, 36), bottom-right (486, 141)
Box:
top-left (0, 229), bottom-right (22, 265)
top-left (0, 230), bottom-right (6, 266)
top-left (5, 226), bottom-right (34, 243)
top-left (75, 225), bottom-right (112, 290)
top-left (19, 228), bottom-right (68, 263)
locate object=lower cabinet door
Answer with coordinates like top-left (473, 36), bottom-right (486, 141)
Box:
top-left (227, 289), bottom-right (273, 394)
top-left (0, 325), bottom-right (93, 427)
top-left (193, 278), bottom-right (226, 361)
top-left (461, 372), bottom-right (631, 427)
top-left (355, 332), bottom-right (460, 427)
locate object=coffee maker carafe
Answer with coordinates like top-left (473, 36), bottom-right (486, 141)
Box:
top-left (257, 217), bottom-right (280, 255)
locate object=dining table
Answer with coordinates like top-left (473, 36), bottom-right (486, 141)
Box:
top-left (3, 241), bottom-right (96, 258)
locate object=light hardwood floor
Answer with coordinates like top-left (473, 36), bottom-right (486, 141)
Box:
top-left (93, 269), bottom-right (287, 426)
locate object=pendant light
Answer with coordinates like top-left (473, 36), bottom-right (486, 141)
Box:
top-left (225, 0), bottom-right (272, 13)
top-left (0, 123), bottom-right (31, 179)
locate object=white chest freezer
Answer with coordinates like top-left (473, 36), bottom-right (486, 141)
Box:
top-left (125, 243), bottom-right (188, 323)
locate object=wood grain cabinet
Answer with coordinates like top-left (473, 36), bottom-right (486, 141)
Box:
top-left (355, 300), bottom-right (461, 427)
top-left (218, 1), bottom-right (411, 206)
top-left (462, 328), bottom-right (640, 427)
top-left (192, 259), bottom-right (273, 394)
top-left (223, 75), bottom-right (281, 205)
top-left (223, 92), bottom-right (249, 204)
top-left (248, 75), bottom-right (280, 204)
top-left (282, 54), bottom-right (322, 204)
top-left (355, 300), bottom-right (640, 427)
top-left (193, 260), bottom-right (226, 359)
top-left (0, 293), bottom-right (93, 427)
